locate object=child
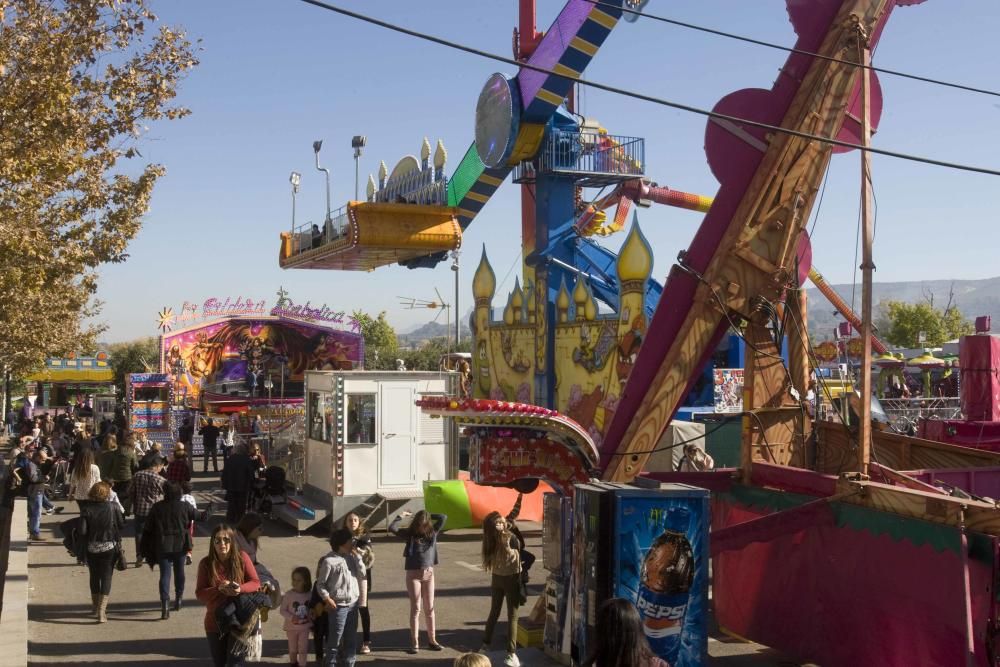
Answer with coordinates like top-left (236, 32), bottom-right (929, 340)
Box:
top-left (480, 510), bottom-right (523, 667)
top-left (455, 653), bottom-right (491, 667)
top-left (280, 566), bottom-right (313, 667)
top-left (315, 528), bottom-right (365, 666)
top-left (179, 480), bottom-right (209, 565)
top-left (343, 511), bottom-right (375, 654)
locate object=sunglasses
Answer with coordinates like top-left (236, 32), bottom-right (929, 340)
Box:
top-left (213, 537), bottom-right (232, 545)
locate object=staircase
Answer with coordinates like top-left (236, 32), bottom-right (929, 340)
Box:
top-left (354, 489), bottom-right (422, 532)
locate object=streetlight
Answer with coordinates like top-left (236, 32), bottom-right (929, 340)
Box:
top-left (264, 375), bottom-right (274, 454)
top-left (351, 135), bottom-right (367, 201)
top-left (313, 140), bottom-right (331, 225)
top-left (289, 171), bottom-right (301, 233)
top-left (451, 250), bottom-right (460, 347)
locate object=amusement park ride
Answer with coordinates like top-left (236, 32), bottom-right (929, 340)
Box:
top-left (282, 0), bottom-right (1000, 665)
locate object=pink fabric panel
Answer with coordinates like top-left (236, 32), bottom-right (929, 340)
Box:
top-left (919, 419), bottom-right (1000, 450)
top-left (960, 335), bottom-right (1000, 422)
top-left (712, 499), bottom-right (994, 666)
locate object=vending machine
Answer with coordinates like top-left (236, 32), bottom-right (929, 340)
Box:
top-left (572, 482), bottom-right (709, 667)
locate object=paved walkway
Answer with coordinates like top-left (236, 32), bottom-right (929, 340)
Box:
top-left (25, 469), bottom-right (800, 666)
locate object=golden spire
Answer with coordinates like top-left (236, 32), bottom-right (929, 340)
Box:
top-left (503, 297), bottom-right (515, 325)
top-left (472, 246), bottom-right (496, 301)
top-left (573, 276), bottom-right (589, 305)
top-left (556, 277), bottom-right (570, 323)
top-left (583, 290), bottom-right (597, 321)
top-left (434, 140), bottom-right (448, 170)
top-left (421, 137), bottom-right (431, 161)
top-left (617, 219), bottom-right (653, 283)
top-left (511, 278), bottom-right (524, 323)
top-left (366, 174), bottom-right (376, 201)
top-left (526, 280), bottom-right (536, 323)
top-left (378, 160), bottom-right (388, 183)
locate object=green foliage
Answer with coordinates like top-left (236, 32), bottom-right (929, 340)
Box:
top-left (0, 0), bottom-right (197, 378)
top-left (399, 337), bottom-right (471, 371)
top-left (107, 337), bottom-right (160, 396)
top-left (352, 310), bottom-right (398, 370)
top-left (880, 300), bottom-right (973, 348)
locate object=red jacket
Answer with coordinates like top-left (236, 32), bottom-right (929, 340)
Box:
top-left (195, 550), bottom-right (260, 632)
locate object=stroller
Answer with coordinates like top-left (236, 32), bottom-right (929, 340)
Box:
top-left (251, 466), bottom-right (288, 518)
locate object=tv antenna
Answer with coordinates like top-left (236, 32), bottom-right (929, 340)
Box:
top-left (399, 288), bottom-right (451, 357)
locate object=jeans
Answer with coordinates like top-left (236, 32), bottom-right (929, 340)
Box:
top-left (405, 567), bottom-right (436, 646)
top-left (325, 602), bottom-right (358, 667)
top-left (87, 549), bottom-right (117, 595)
top-left (206, 632), bottom-right (246, 667)
top-left (27, 492), bottom-right (42, 535)
top-left (158, 552), bottom-right (186, 601)
top-left (483, 573), bottom-right (521, 654)
top-left (41, 494), bottom-right (53, 511)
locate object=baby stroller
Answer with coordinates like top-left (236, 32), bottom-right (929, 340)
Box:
top-left (251, 466), bottom-right (288, 518)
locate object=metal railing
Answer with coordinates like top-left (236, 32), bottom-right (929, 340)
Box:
top-left (286, 204), bottom-right (351, 258)
top-left (880, 397), bottom-right (963, 434)
top-left (513, 129), bottom-right (645, 186)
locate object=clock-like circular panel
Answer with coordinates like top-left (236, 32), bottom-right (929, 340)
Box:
top-left (475, 73), bottom-right (521, 169)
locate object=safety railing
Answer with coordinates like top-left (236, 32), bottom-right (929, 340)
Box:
top-left (285, 205), bottom-right (351, 258)
top-left (513, 129), bottom-right (645, 186)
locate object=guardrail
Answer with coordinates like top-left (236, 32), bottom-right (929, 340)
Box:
top-left (285, 205), bottom-right (351, 259)
top-left (513, 129), bottom-right (645, 186)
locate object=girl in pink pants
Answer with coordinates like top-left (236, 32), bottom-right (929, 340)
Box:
top-left (280, 567), bottom-right (314, 667)
top-left (389, 510), bottom-right (448, 653)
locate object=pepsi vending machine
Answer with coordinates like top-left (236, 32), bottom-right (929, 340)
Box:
top-left (573, 483), bottom-right (709, 667)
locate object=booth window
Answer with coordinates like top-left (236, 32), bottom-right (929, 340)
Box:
top-left (309, 392), bottom-right (333, 443)
top-left (346, 394), bottom-right (376, 444)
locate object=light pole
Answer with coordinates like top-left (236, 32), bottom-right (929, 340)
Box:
top-left (289, 171), bottom-right (301, 233)
top-left (351, 135), bottom-right (367, 201)
top-left (313, 140), bottom-right (331, 225)
top-left (264, 375), bottom-right (274, 455)
top-left (451, 250), bottom-right (460, 347)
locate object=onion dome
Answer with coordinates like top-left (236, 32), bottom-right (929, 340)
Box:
top-left (617, 220), bottom-right (653, 283)
top-left (472, 246), bottom-right (496, 301)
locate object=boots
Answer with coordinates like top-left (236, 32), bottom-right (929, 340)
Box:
top-left (97, 595), bottom-right (108, 623)
top-left (172, 595), bottom-right (182, 612)
top-left (91, 593), bottom-right (99, 616)
top-left (160, 599), bottom-right (170, 620)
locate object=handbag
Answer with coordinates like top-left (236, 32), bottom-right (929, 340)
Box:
top-left (114, 541), bottom-right (128, 571)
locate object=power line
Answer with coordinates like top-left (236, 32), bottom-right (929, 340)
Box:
top-left (583, 0), bottom-right (1000, 99)
top-left (296, 0), bottom-right (1000, 178)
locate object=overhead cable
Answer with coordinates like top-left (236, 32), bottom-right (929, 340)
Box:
top-left (296, 0), bottom-right (1000, 178)
top-left (583, 0), bottom-right (1000, 99)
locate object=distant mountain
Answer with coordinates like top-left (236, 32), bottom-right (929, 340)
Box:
top-left (398, 319), bottom-right (472, 348)
top-left (804, 276), bottom-right (1000, 340)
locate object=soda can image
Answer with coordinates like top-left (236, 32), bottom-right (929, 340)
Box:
top-left (636, 528), bottom-right (694, 663)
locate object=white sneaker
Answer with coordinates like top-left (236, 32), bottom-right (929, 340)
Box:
top-left (504, 652), bottom-right (520, 667)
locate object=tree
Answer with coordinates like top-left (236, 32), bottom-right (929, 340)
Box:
top-left (0, 0), bottom-right (198, 378)
top-left (107, 337), bottom-right (160, 397)
top-left (879, 299), bottom-right (973, 348)
top-left (352, 311), bottom-right (398, 370)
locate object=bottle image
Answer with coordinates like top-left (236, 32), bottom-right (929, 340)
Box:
top-left (635, 507), bottom-right (694, 664)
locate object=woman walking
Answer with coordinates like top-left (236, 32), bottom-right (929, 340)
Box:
top-left (79, 481), bottom-right (125, 623)
top-left (107, 432), bottom-right (139, 516)
top-left (196, 524), bottom-right (261, 666)
top-left (388, 510), bottom-right (447, 653)
top-left (343, 511), bottom-right (375, 654)
top-left (479, 511), bottom-right (523, 667)
top-left (142, 481), bottom-right (197, 619)
top-left (68, 446), bottom-right (102, 513)
top-left (583, 598), bottom-right (669, 667)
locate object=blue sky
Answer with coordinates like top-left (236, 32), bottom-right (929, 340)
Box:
top-left (96, 0), bottom-right (1000, 341)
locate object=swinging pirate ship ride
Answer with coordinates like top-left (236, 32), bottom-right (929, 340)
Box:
top-left (282, 0), bottom-right (1000, 663)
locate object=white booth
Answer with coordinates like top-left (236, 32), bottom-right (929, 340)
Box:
top-left (284, 370), bottom-right (457, 531)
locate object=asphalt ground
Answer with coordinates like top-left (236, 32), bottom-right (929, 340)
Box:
top-left (25, 468), bottom-right (805, 666)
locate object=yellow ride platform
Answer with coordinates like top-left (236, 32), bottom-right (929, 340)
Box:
top-left (279, 201), bottom-right (461, 272)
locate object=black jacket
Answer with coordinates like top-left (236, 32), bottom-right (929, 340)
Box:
top-left (80, 500), bottom-right (125, 545)
top-left (221, 453), bottom-right (256, 494)
top-left (141, 498), bottom-right (196, 560)
top-left (200, 424), bottom-right (221, 449)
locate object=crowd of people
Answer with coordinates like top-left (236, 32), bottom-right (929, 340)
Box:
top-left (3, 404), bottom-right (671, 667)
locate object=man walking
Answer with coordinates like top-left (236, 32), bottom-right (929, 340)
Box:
top-left (198, 418), bottom-right (221, 473)
top-left (221, 444), bottom-right (255, 524)
top-left (129, 456), bottom-right (166, 565)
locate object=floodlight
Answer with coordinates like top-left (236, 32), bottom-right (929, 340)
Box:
top-left (351, 135), bottom-right (367, 149)
top-left (289, 171), bottom-right (301, 188)
top-left (313, 140), bottom-right (323, 154)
